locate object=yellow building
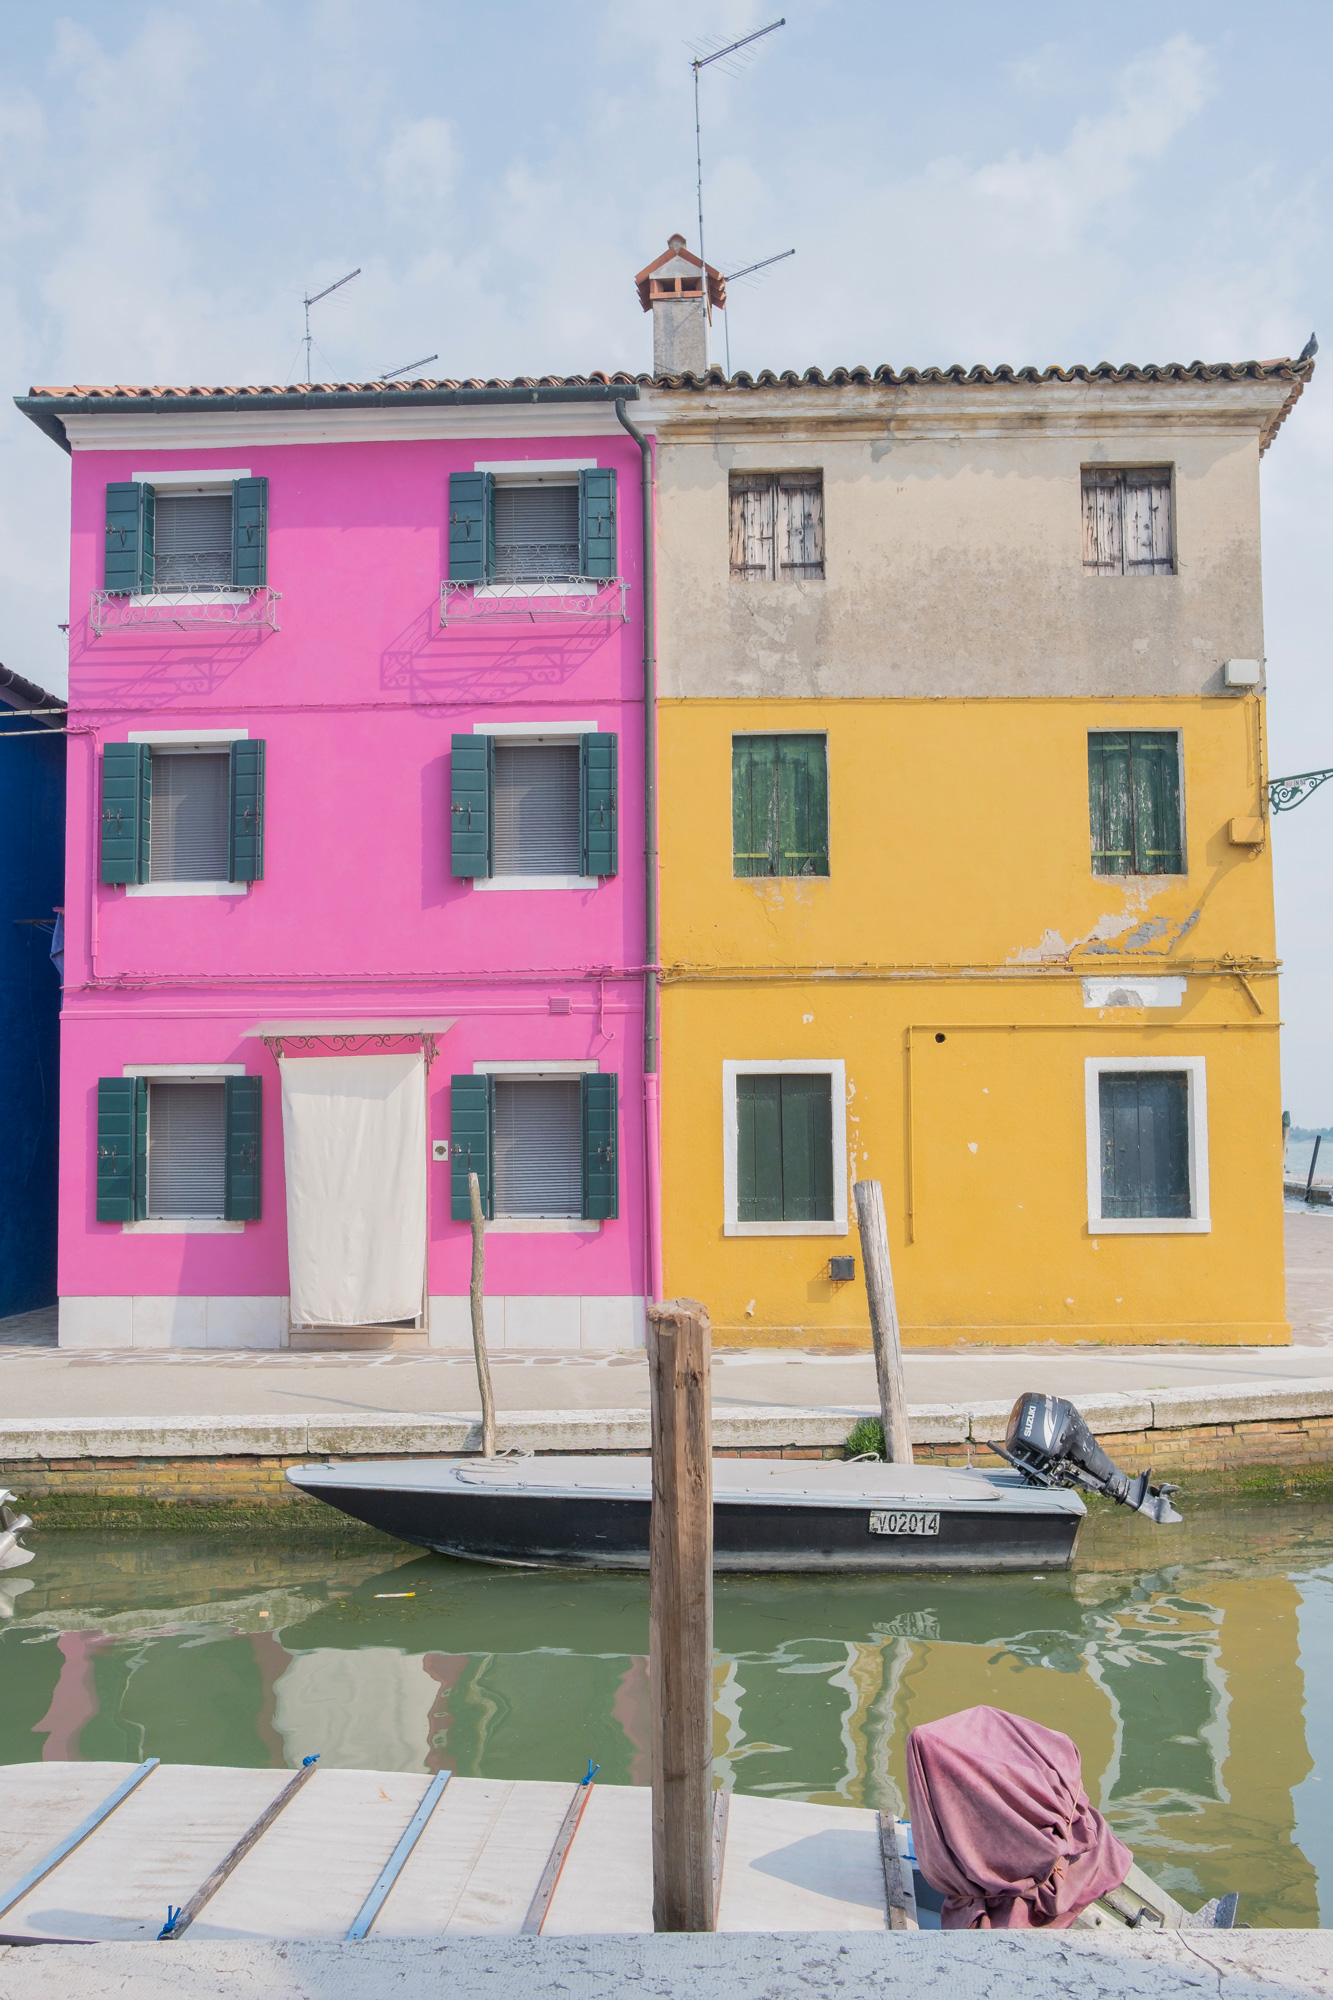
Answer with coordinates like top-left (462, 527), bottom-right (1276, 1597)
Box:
top-left (633, 289), bottom-right (1312, 1346)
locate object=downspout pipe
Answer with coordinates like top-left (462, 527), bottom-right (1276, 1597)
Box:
top-left (615, 397), bottom-right (663, 1306)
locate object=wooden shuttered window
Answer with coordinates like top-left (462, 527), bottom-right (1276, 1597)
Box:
top-left (448, 472), bottom-right (495, 582)
top-left (231, 477), bottom-right (268, 588)
top-left (450, 734), bottom-right (494, 877)
top-left (100, 741), bottom-right (266, 885)
top-left (1099, 1071), bottom-right (1191, 1219)
top-left (105, 479), bottom-right (267, 593)
top-left (732, 734), bottom-right (829, 877)
top-left (229, 739), bottom-right (266, 882)
top-left (729, 472), bottom-right (824, 581)
top-left (452, 734), bottom-right (618, 879)
top-left (579, 469), bottom-right (617, 578)
top-left (450, 1073), bottom-right (494, 1219)
top-left (582, 1072), bottom-right (619, 1220)
top-left (580, 733), bottom-right (618, 877)
top-left (1088, 731), bottom-right (1183, 876)
top-left (95, 1074), bottom-right (261, 1221)
top-left (736, 1073), bottom-right (834, 1223)
top-left (104, 482), bottom-right (153, 593)
top-left (96, 1076), bottom-right (147, 1221)
top-left (1082, 468), bottom-right (1173, 576)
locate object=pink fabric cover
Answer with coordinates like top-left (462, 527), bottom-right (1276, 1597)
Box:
top-left (906, 1705), bottom-right (1132, 1929)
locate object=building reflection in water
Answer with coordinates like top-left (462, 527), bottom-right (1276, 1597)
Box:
top-left (0, 1503), bottom-right (1328, 1928)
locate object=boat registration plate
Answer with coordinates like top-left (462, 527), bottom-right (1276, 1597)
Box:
top-left (869, 1509), bottom-right (940, 1537)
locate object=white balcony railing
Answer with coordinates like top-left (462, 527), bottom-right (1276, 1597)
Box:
top-left (440, 576), bottom-right (627, 629)
top-left (90, 587), bottom-right (281, 637)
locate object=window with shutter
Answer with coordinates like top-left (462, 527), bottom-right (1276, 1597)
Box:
top-left (1088, 731), bottom-right (1183, 876)
top-left (96, 1076), bottom-right (146, 1221)
top-left (147, 1080), bottom-right (227, 1219)
top-left (493, 485), bottom-right (580, 582)
top-left (451, 734), bottom-right (493, 878)
top-left (155, 495), bottom-right (233, 589)
top-left (1081, 468), bottom-right (1173, 576)
top-left (580, 733), bottom-right (618, 878)
top-left (232, 477), bottom-right (268, 588)
top-left (450, 1073), bottom-right (494, 1219)
top-left (104, 483), bottom-right (145, 594)
top-left (148, 751), bottom-right (230, 882)
top-left (581, 1072), bottom-right (619, 1221)
top-left (228, 739), bottom-right (266, 883)
top-left (493, 743), bottom-right (582, 875)
top-left (732, 734), bottom-right (829, 877)
top-left (1099, 1071), bottom-right (1191, 1219)
top-left (493, 1078), bottom-right (583, 1217)
top-left (224, 1075), bottom-right (263, 1220)
top-left (729, 472), bottom-right (823, 580)
top-left (101, 743), bottom-right (149, 885)
top-left (737, 1073), bottom-right (834, 1222)
top-left (579, 469), bottom-right (617, 579)
top-left (448, 472), bottom-right (494, 583)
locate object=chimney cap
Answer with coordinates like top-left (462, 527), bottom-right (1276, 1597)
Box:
top-left (634, 234), bottom-right (726, 313)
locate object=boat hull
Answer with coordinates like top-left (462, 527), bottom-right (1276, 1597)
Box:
top-left (289, 1475), bottom-right (1082, 1573)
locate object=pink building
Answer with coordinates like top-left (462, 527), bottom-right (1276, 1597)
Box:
top-left (20, 380), bottom-right (656, 1350)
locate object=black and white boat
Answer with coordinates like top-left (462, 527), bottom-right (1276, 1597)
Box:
top-left (287, 1393), bottom-right (1180, 1574)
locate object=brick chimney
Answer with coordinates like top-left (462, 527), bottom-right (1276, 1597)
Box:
top-left (634, 233), bottom-right (727, 377)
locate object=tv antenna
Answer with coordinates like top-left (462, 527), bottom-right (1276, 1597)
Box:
top-left (690, 18), bottom-right (785, 356)
top-left (381, 354), bottom-right (438, 381)
top-left (721, 248), bottom-right (795, 376)
top-left (300, 266), bottom-right (360, 382)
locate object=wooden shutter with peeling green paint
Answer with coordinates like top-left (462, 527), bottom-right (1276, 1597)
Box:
top-left (732, 734), bottom-right (828, 877)
top-left (581, 1072), bottom-right (619, 1220)
top-left (1089, 731), bottom-right (1182, 876)
top-left (101, 743), bottom-right (150, 884)
top-left (450, 1074), bottom-right (494, 1220)
top-left (96, 1076), bottom-right (147, 1221)
top-left (579, 468), bottom-right (617, 578)
top-left (448, 472), bottom-right (494, 582)
top-left (580, 732), bottom-right (618, 877)
top-left (224, 1075), bottom-right (263, 1220)
top-left (736, 1072), bottom-right (834, 1223)
top-left (232, 477), bottom-right (268, 588)
top-left (229, 739), bottom-right (266, 882)
top-left (451, 734), bottom-right (493, 877)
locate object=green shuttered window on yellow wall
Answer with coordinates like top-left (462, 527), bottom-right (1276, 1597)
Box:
top-left (737, 1073), bottom-right (834, 1223)
top-left (732, 734), bottom-right (829, 878)
top-left (1088, 731), bottom-right (1183, 876)
top-left (1099, 1070), bottom-right (1191, 1218)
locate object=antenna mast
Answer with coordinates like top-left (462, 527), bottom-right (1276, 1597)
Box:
top-left (720, 249), bottom-right (795, 376)
top-left (691, 18), bottom-right (785, 361)
top-left (381, 354), bottom-right (439, 382)
top-left (301, 266), bottom-right (361, 382)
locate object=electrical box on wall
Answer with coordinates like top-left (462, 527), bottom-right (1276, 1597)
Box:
top-left (1223, 658), bottom-right (1262, 687)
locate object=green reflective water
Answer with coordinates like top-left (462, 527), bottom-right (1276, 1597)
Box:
top-left (2, 1498), bottom-right (1332, 1928)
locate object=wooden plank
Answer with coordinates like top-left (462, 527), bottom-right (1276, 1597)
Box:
top-left (346, 1769), bottom-right (452, 1940)
top-left (164, 1758), bottom-right (321, 1939)
top-left (878, 1813), bottom-right (918, 1931)
top-left (712, 1790), bottom-right (730, 1928)
top-left (647, 1296), bottom-right (715, 1932)
top-left (0, 1759), bottom-right (159, 1921)
top-left (520, 1777), bottom-right (596, 1935)
top-left (853, 1181), bottom-right (913, 1465)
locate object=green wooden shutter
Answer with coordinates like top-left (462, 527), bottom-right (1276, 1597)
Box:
top-left (1131, 731), bottom-right (1182, 874)
top-left (1089, 733), bottom-right (1133, 876)
top-left (450, 1074), bottom-right (494, 1220)
top-left (448, 472), bottom-right (494, 582)
top-left (451, 734), bottom-right (493, 877)
top-left (778, 1073), bottom-right (834, 1222)
top-left (232, 476), bottom-right (268, 588)
top-left (737, 1074), bottom-right (784, 1219)
top-left (580, 732), bottom-right (618, 877)
top-left (224, 1075), bottom-right (263, 1220)
top-left (101, 743), bottom-right (149, 884)
top-left (1099, 1071), bottom-right (1190, 1219)
top-left (733, 735), bottom-right (777, 877)
top-left (581, 1072), bottom-right (619, 1220)
top-left (104, 482), bottom-right (145, 593)
top-left (776, 734), bottom-right (829, 876)
top-left (97, 1076), bottom-right (146, 1221)
top-left (579, 468), bottom-right (617, 579)
top-left (228, 739), bottom-right (266, 881)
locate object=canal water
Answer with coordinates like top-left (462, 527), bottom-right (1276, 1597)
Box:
top-left (2, 1497), bottom-right (1331, 1929)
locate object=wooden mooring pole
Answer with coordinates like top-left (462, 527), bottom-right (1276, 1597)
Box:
top-left (468, 1171), bottom-right (496, 1457)
top-left (853, 1179), bottom-right (913, 1465)
top-left (646, 1296), bottom-right (715, 1932)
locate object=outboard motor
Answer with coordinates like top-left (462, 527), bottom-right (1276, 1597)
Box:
top-left (0, 1491), bottom-right (35, 1571)
top-left (995, 1394), bottom-right (1181, 1525)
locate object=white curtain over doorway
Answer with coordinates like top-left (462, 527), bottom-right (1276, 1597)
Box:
top-left (280, 1053), bottom-right (427, 1327)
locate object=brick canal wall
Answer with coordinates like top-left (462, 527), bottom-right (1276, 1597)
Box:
top-left (3, 1382), bottom-right (1331, 1510)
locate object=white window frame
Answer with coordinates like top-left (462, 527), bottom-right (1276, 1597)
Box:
top-left (124, 728), bottom-right (249, 898)
top-left (722, 1058), bottom-right (848, 1238)
top-left (473, 1058), bottom-right (601, 1232)
top-left (472, 720), bottom-right (601, 892)
top-left (1085, 1055), bottom-right (1210, 1236)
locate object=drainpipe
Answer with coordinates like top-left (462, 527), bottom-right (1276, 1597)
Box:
top-left (615, 397), bottom-right (663, 1307)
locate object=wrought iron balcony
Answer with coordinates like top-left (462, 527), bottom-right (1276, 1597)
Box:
top-left (90, 587), bottom-right (281, 637)
top-left (440, 575), bottom-right (627, 628)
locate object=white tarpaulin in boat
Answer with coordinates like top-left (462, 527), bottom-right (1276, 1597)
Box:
top-left (280, 1053), bottom-right (426, 1326)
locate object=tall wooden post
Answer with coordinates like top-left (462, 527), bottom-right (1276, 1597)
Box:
top-left (853, 1179), bottom-right (913, 1465)
top-left (646, 1296), bottom-right (715, 1932)
top-left (468, 1172), bottom-right (496, 1458)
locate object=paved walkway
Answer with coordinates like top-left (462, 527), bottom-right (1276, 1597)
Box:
top-left (3, 1209), bottom-right (1330, 1423)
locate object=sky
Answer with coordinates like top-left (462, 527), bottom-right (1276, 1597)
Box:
top-left (0, 0), bottom-right (1329, 1116)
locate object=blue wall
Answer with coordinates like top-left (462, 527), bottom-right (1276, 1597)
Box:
top-left (0, 711), bottom-right (65, 1317)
